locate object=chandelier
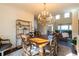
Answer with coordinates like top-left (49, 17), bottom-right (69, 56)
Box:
top-left (38, 3), bottom-right (52, 26)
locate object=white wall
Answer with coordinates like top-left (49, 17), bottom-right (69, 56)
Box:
top-left (0, 4), bottom-right (34, 47)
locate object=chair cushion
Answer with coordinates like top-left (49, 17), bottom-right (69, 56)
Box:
top-left (0, 43), bottom-right (12, 51)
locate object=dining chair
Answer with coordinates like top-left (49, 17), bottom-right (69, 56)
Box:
top-left (21, 34), bottom-right (32, 56)
top-left (21, 34), bottom-right (39, 56)
top-left (44, 37), bottom-right (57, 56)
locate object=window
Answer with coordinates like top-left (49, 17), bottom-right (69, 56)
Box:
top-left (47, 25), bottom-right (53, 31)
top-left (52, 26), bottom-right (53, 31)
top-left (64, 12), bottom-right (70, 18)
top-left (61, 25), bottom-right (68, 30)
top-left (58, 25), bottom-right (61, 30)
top-left (57, 25), bottom-right (72, 30)
top-left (55, 14), bottom-right (60, 20)
top-left (69, 25), bottom-right (72, 30)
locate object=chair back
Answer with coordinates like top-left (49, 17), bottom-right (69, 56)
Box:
top-left (21, 34), bottom-right (30, 41)
top-left (49, 37), bottom-right (58, 56)
top-left (21, 34), bottom-right (32, 56)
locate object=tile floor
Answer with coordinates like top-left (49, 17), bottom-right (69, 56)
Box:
top-left (6, 44), bottom-right (76, 56)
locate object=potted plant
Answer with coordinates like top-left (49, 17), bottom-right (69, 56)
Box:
top-left (72, 37), bottom-right (77, 55)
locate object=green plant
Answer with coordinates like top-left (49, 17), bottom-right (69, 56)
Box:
top-left (72, 37), bottom-right (77, 45)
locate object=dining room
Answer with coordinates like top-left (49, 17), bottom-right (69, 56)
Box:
top-left (0, 3), bottom-right (79, 56)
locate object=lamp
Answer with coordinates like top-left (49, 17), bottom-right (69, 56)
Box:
top-left (38, 3), bottom-right (52, 26)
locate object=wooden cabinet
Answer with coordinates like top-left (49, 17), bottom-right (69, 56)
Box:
top-left (16, 19), bottom-right (31, 47)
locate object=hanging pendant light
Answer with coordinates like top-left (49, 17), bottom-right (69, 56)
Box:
top-left (38, 3), bottom-right (52, 26)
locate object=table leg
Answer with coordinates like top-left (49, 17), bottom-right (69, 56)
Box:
top-left (39, 47), bottom-right (43, 56)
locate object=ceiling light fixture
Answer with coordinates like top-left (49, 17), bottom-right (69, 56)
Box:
top-left (38, 3), bottom-right (52, 26)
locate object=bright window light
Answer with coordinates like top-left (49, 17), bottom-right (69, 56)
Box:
top-left (64, 12), bottom-right (70, 18)
top-left (61, 25), bottom-right (68, 30)
top-left (58, 25), bottom-right (72, 30)
top-left (52, 26), bottom-right (53, 31)
top-left (55, 14), bottom-right (60, 20)
top-left (69, 25), bottom-right (72, 30)
top-left (58, 26), bottom-right (61, 30)
top-left (47, 25), bottom-right (53, 31)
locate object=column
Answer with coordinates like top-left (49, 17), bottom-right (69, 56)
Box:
top-left (72, 10), bottom-right (78, 38)
top-left (72, 10), bottom-right (79, 55)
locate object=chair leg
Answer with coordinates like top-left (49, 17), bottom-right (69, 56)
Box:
top-left (1, 51), bottom-right (4, 56)
top-left (29, 46), bottom-right (32, 56)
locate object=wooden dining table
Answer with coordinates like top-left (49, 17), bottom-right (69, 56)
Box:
top-left (29, 37), bottom-right (49, 56)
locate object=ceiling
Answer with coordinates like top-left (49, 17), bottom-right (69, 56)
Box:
top-left (2, 3), bottom-right (79, 14)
